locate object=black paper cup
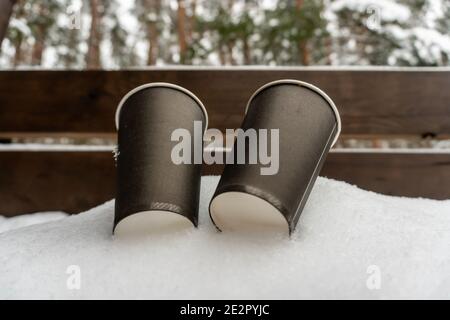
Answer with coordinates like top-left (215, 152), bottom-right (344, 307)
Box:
top-left (209, 79), bottom-right (341, 235)
top-left (113, 83), bottom-right (208, 238)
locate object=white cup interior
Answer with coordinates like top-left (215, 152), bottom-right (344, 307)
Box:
top-left (114, 210), bottom-right (194, 239)
top-left (209, 191), bottom-right (289, 235)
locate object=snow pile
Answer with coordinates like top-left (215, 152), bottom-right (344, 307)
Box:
top-left (1, 176), bottom-right (449, 299)
top-left (0, 212), bottom-right (67, 234)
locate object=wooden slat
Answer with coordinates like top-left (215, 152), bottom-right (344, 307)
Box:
top-left (0, 69), bottom-right (449, 136)
top-left (0, 152), bottom-right (115, 216)
top-left (1, 151), bottom-right (449, 216)
top-left (321, 153), bottom-right (450, 199)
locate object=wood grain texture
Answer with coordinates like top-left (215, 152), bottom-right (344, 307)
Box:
top-left (0, 69), bottom-right (449, 135)
top-left (1, 151), bottom-right (449, 216)
top-left (0, 152), bottom-right (115, 216)
top-left (321, 153), bottom-right (450, 199)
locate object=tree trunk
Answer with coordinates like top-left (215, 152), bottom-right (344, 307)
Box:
top-left (13, 34), bottom-right (22, 66)
top-left (0, 0), bottom-right (16, 50)
top-left (147, 22), bottom-right (158, 65)
top-left (143, 0), bottom-right (160, 65)
top-left (218, 45), bottom-right (226, 65)
top-left (31, 3), bottom-right (45, 66)
top-left (324, 34), bottom-right (333, 65)
top-left (225, 0), bottom-right (235, 65)
top-left (227, 41), bottom-right (236, 65)
top-left (243, 36), bottom-right (251, 65)
top-left (187, 0), bottom-right (197, 42)
top-left (31, 30), bottom-right (44, 65)
top-left (299, 41), bottom-right (309, 65)
top-left (242, 0), bottom-right (251, 65)
top-left (177, 0), bottom-right (187, 64)
top-left (296, 0), bottom-right (309, 65)
top-left (86, 0), bottom-right (102, 69)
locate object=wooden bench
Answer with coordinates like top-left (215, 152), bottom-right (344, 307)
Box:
top-left (0, 67), bottom-right (449, 216)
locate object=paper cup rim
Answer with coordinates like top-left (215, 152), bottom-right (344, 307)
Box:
top-left (115, 82), bottom-right (208, 133)
top-left (245, 79), bottom-right (341, 147)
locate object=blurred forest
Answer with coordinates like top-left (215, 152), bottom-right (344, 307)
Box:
top-left (0, 0), bottom-right (449, 69)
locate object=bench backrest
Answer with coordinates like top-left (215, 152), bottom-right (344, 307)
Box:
top-left (0, 68), bottom-right (449, 216)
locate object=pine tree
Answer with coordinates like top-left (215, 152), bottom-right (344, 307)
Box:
top-left (403, 0), bottom-right (450, 66)
top-left (135, 0), bottom-right (162, 65)
top-left (85, 0), bottom-right (105, 68)
top-left (177, 0), bottom-right (188, 64)
top-left (329, 0), bottom-right (412, 65)
top-left (261, 0), bottom-right (327, 65)
top-left (1, 0), bottom-right (449, 68)
top-left (195, 0), bottom-right (241, 65)
top-left (29, 1), bottom-right (61, 65)
top-left (4, 0), bottom-right (28, 66)
top-left (6, 0), bottom-right (63, 66)
top-left (109, 13), bottom-right (139, 67)
top-left (435, 0), bottom-right (450, 65)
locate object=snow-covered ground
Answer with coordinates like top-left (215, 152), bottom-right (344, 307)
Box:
top-left (1, 176), bottom-right (449, 299)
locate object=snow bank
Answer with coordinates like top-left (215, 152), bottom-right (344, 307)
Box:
top-left (0, 212), bottom-right (67, 234)
top-left (1, 176), bottom-right (449, 299)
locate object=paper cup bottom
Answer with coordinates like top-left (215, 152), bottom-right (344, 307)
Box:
top-left (210, 192), bottom-right (289, 234)
top-left (114, 210), bottom-right (194, 238)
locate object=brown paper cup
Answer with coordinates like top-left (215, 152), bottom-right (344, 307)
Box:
top-left (209, 80), bottom-right (341, 235)
top-left (114, 83), bottom-right (208, 238)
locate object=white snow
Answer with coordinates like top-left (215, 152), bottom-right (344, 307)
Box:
top-left (0, 176), bottom-right (449, 299)
top-left (330, 0), bottom-right (411, 22)
top-left (388, 25), bottom-right (450, 66)
top-left (414, 27), bottom-right (450, 53)
top-left (0, 212), bottom-right (67, 234)
top-left (8, 18), bottom-right (31, 36)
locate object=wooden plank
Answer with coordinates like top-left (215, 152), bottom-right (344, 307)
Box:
top-left (1, 151), bottom-right (449, 217)
top-left (0, 152), bottom-right (115, 216)
top-left (321, 152), bottom-right (450, 199)
top-left (0, 69), bottom-right (449, 136)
